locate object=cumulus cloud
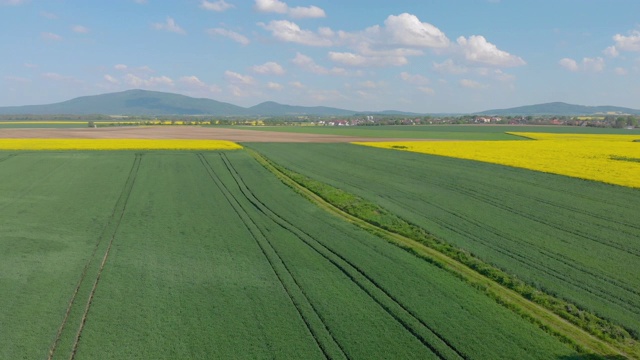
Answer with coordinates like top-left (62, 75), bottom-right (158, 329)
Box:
top-left (104, 74), bottom-right (119, 84)
top-left (613, 30), bottom-right (640, 52)
top-left (72, 25), bottom-right (90, 34)
top-left (179, 75), bottom-right (206, 87)
top-left (124, 74), bottom-right (174, 87)
top-left (200, 0), bottom-right (233, 11)
top-left (41, 32), bottom-right (62, 41)
top-left (207, 28), bottom-right (249, 45)
top-left (267, 82), bottom-right (283, 90)
top-left (292, 53), bottom-right (347, 75)
top-left (289, 81), bottom-right (305, 89)
top-left (457, 35), bottom-right (525, 67)
top-left (114, 64), bottom-right (128, 71)
top-left (433, 59), bottom-right (468, 74)
top-left (373, 13), bottom-right (449, 48)
top-left (289, 5), bottom-right (325, 19)
top-left (399, 72), bottom-right (429, 85)
top-left (328, 51), bottom-right (408, 67)
top-left (251, 61), bottom-right (285, 75)
top-left (559, 58), bottom-right (579, 72)
top-left (254, 0), bottom-right (288, 13)
top-left (259, 20), bottom-right (332, 46)
top-left (254, 0), bottom-right (325, 18)
top-left (559, 57), bottom-right (604, 72)
top-left (224, 70), bottom-right (254, 85)
top-left (152, 17), bottom-right (186, 34)
top-left (603, 46), bottom-right (619, 58)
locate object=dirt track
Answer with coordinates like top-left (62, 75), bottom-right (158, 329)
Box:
top-left (0, 126), bottom-right (423, 143)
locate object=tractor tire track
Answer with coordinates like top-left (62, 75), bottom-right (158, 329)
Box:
top-left (64, 153), bottom-right (142, 360)
top-left (197, 153), bottom-right (348, 360)
top-left (219, 153), bottom-right (467, 360)
top-left (47, 153), bottom-right (142, 360)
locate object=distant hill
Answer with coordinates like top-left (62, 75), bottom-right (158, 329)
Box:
top-left (0, 90), bottom-right (359, 116)
top-left (248, 101), bottom-right (355, 116)
top-left (0, 90), bottom-right (250, 116)
top-left (478, 102), bottom-right (640, 116)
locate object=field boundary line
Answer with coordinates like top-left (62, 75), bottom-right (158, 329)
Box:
top-left (197, 153), bottom-right (348, 360)
top-left (247, 148), bottom-right (632, 359)
top-left (66, 153), bottom-right (142, 360)
top-left (220, 153), bottom-right (466, 360)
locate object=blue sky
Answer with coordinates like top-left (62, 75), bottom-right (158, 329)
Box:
top-left (1, 0), bottom-right (639, 113)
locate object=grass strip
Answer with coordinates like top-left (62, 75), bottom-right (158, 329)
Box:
top-left (247, 147), bottom-right (636, 359)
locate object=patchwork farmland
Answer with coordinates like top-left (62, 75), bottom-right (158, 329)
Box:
top-left (1, 125), bottom-right (639, 359)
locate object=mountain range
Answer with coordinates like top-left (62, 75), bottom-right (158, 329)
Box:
top-left (0, 89), bottom-right (638, 116)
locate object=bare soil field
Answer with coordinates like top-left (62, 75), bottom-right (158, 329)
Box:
top-left (0, 126), bottom-right (430, 143)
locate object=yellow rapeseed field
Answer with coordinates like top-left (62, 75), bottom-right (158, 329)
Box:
top-left (354, 132), bottom-right (640, 189)
top-left (0, 139), bottom-right (242, 151)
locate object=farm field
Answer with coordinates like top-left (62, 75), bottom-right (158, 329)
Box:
top-left (248, 142), bottom-right (640, 341)
top-left (0, 149), bottom-right (578, 359)
top-left (245, 124), bottom-right (640, 140)
top-left (357, 132), bottom-right (640, 188)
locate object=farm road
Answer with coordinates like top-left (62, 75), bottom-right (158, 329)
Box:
top-left (0, 126), bottom-right (431, 143)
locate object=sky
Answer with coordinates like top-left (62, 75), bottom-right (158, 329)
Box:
top-left (1, 0), bottom-right (640, 113)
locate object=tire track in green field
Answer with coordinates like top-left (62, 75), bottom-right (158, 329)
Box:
top-left (386, 194), bottom-right (640, 320)
top-left (218, 153), bottom-right (467, 360)
top-left (383, 193), bottom-right (640, 323)
top-left (197, 153), bottom-right (348, 360)
top-left (48, 153), bottom-right (142, 360)
top-left (0, 153), bottom-right (16, 163)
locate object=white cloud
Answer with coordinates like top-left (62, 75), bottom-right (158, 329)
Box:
top-left (104, 74), bottom-right (119, 84)
top-left (124, 74), bottom-right (173, 87)
top-left (207, 28), bottom-right (249, 45)
top-left (328, 51), bottom-right (408, 67)
top-left (492, 69), bottom-right (515, 82)
top-left (583, 57), bottom-right (605, 72)
top-left (289, 81), bottom-right (305, 89)
top-left (152, 17), bottom-right (186, 35)
top-left (224, 70), bottom-right (254, 85)
top-left (376, 13), bottom-right (449, 48)
top-left (613, 30), bottom-right (640, 52)
top-left (254, 0), bottom-right (325, 18)
top-left (399, 72), bottom-right (429, 85)
top-left (72, 25), bottom-right (90, 34)
top-left (114, 64), bottom-right (128, 71)
top-left (254, 0), bottom-right (288, 13)
top-left (24, 63), bottom-right (38, 68)
top-left (559, 57), bottom-right (604, 72)
top-left (460, 79), bottom-right (486, 89)
top-left (41, 32), bottom-right (62, 41)
top-left (289, 5), bottom-right (325, 19)
top-left (267, 82), bottom-right (283, 90)
top-left (200, 0), bottom-right (233, 12)
top-left (457, 35), bottom-right (525, 67)
top-left (292, 53), bottom-right (347, 75)
top-left (614, 67), bottom-right (628, 75)
top-left (259, 20), bottom-right (332, 46)
top-left (603, 46), bottom-right (619, 58)
top-left (559, 58), bottom-right (579, 72)
top-left (433, 59), bottom-right (468, 74)
top-left (179, 75), bottom-right (206, 87)
top-left (251, 61), bottom-right (285, 75)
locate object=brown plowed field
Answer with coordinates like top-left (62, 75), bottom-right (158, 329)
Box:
top-left (0, 126), bottom-right (429, 143)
